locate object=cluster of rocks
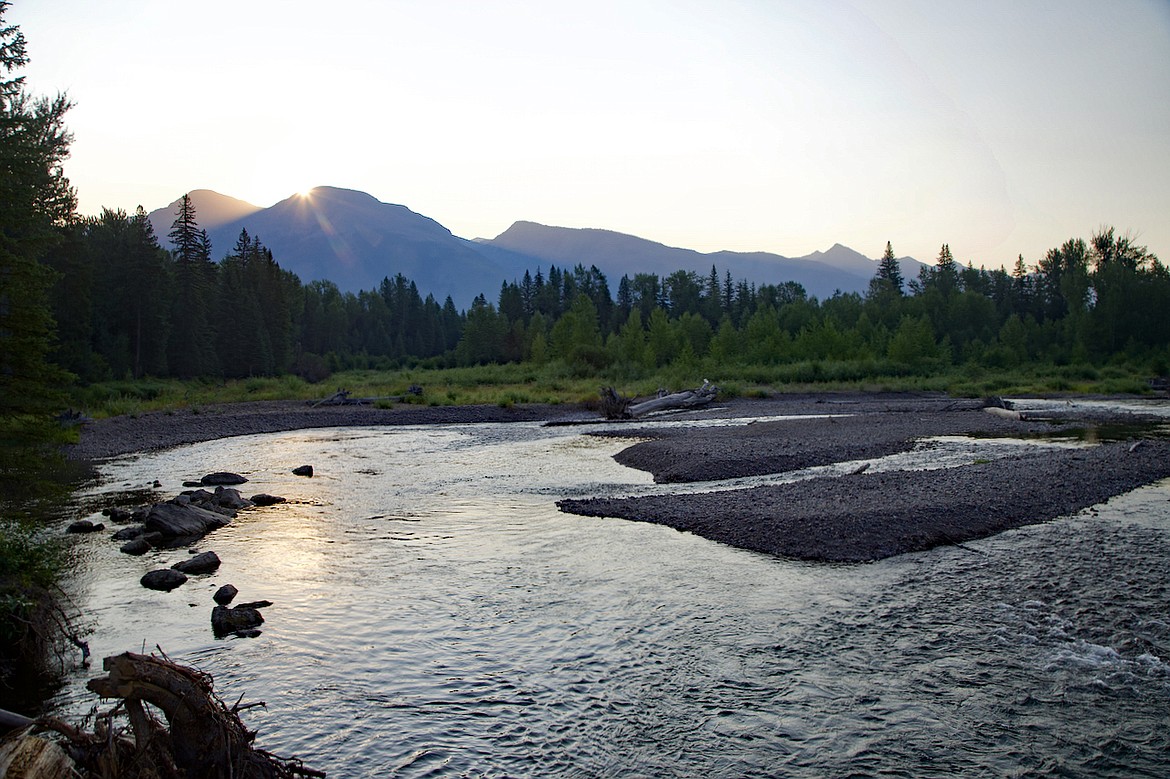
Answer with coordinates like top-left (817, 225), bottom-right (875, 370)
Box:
top-left (67, 466), bottom-right (313, 640)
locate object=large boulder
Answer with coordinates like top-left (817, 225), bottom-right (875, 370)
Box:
top-left (141, 569), bottom-right (188, 592)
top-left (200, 472), bottom-right (248, 486)
top-left (172, 551), bottom-right (221, 575)
top-left (143, 502), bottom-right (231, 539)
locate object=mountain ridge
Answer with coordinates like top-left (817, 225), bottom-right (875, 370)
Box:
top-left (147, 187), bottom-right (925, 306)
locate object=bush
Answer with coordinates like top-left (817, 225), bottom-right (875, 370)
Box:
top-left (0, 519), bottom-right (65, 696)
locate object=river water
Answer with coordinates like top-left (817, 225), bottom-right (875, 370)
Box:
top-left (54, 408), bottom-right (1170, 777)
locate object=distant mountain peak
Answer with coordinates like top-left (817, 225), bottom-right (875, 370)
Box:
top-left (148, 189), bottom-right (262, 240)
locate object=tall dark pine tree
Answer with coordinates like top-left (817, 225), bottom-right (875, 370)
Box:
top-left (0, 1), bottom-right (76, 497)
top-left (127, 206), bottom-right (172, 376)
top-left (167, 194), bottom-right (219, 376)
top-left (217, 228), bottom-right (270, 376)
top-left (872, 241), bottom-right (904, 296)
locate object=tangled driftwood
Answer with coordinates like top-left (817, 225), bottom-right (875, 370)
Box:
top-left (0, 652), bottom-right (322, 778)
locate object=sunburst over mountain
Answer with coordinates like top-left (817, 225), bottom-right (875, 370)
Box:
top-left (148, 187), bottom-right (924, 306)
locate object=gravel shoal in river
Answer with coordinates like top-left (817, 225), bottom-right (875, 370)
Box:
top-left (560, 440), bottom-right (1170, 562)
top-left (559, 393), bottom-right (1170, 562)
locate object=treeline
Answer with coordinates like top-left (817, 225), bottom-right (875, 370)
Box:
top-left (45, 195), bottom-right (1170, 385)
top-left (45, 195), bottom-right (463, 382)
top-left (462, 233), bottom-right (1170, 378)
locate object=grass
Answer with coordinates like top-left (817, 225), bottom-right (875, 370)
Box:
top-left (65, 359), bottom-right (1164, 419)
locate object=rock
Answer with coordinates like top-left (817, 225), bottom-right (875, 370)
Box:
top-left (232, 629), bottom-right (263, 639)
top-left (103, 506), bottom-right (133, 523)
top-left (235, 600), bottom-right (273, 610)
top-left (171, 551), bottom-right (221, 575)
top-left (141, 569), bottom-right (188, 592)
top-left (120, 538), bottom-right (151, 556)
top-left (183, 489), bottom-right (215, 503)
top-left (249, 493), bottom-right (287, 507)
top-left (211, 605), bottom-right (264, 637)
top-left (213, 584), bottom-right (239, 605)
top-left (111, 525), bottom-right (145, 541)
top-left (66, 519), bottom-right (105, 534)
top-left (213, 487), bottom-right (254, 510)
top-left (292, 465), bottom-right (313, 477)
top-left (182, 480), bottom-right (203, 488)
top-left (143, 502), bottom-right (231, 539)
top-left (200, 472), bottom-right (248, 486)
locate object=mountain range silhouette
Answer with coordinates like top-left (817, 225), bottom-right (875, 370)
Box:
top-left (148, 186), bottom-right (923, 307)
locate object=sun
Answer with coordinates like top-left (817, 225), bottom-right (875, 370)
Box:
top-left (296, 187), bottom-right (315, 199)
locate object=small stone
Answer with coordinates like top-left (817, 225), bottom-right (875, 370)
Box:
top-left (232, 629), bottom-right (263, 639)
top-left (213, 584), bottom-right (239, 605)
top-left (111, 525), bottom-right (145, 541)
top-left (171, 551), bottom-right (221, 575)
top-left (201, 472), bottom-right (248, 486)
top-left (103, 507), bottom-right (133, 522)
top-left (213, 487), bottom-right (254, 510)
top-left (182, 480), bottom-right (203, 488)
top-left (292, 465), bottom-right (314, 477)
top-left (249, 493), bottom-right (287, 507)
top-left (141, 569), bottom-right (188, 592)
top-left (120, 538), bottom-right (151, 556)
top-left (66, 520), bottom-right (105, 534)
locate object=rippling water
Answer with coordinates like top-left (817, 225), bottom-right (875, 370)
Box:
top-left (54, 415), bottom-right (1170, 777)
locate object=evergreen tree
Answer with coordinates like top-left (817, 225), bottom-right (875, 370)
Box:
top-left (166, 194), bottom-right (219, 376)
top-left (0, 1), bottom-right (76, 498)
top-left (870, 241), bottom-right (904, 296)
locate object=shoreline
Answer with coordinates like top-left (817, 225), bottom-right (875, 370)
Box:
top-left (67, 392), bottom-right (1170, 563)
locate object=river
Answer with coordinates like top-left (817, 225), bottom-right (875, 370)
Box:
top-left (53, 409), bottom-right (1170, 777)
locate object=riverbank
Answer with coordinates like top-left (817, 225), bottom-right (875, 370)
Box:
top-left (66, 392), bottom-right (1170, 563)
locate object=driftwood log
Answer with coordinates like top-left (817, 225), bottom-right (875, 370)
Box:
top-left (600, 381), bottom-right (720, 420)
top-left (626, 380), bottom-right (719, 418)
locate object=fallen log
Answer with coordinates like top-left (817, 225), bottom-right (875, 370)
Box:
top-left (309, 389), bottom-right (400, 407)
top-left (626, 380), bottom-right (719, 418)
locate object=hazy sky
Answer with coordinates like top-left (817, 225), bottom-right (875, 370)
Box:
top-left (14, 0), bottom-right (1170, 267)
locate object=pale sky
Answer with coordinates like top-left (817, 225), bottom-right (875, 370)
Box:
top-left (14, 0), bottom-right (1170, 268)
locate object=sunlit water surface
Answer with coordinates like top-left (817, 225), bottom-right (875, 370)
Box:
top-left (54, 412), bottom-right (1170, 777)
